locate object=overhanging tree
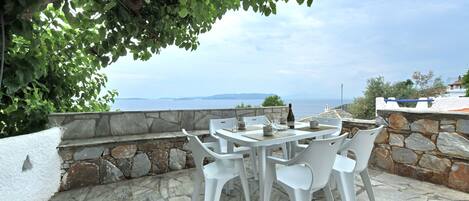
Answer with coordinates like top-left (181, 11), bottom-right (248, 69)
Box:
top-left (0, 0), bottom-right (315, 137)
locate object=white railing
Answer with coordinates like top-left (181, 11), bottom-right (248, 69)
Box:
top-left (376, 96), bottom-right (469, 115)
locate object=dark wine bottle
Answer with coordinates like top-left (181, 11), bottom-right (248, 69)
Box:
top-left (287, 103), bottom-right (295, 129)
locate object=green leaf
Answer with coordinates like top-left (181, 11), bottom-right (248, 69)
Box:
top-left (307, 0), bottom-right (313, 7)
top-left (297, 0), bottom-right (305, 5)
top-left (242, 0), bottom-right (250, 11)
top-left (104, 1), bottom-right (117, 11)
top-left (178, 8), bottom-right (189, 17)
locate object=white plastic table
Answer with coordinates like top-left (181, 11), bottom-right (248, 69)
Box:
top-left (216, 122), bottom-right (340, 201)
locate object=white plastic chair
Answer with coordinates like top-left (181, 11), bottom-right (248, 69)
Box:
top-left (293, 117), bottom-right (343, 154)
top-left (182, 129), bottom-right (251, 201)
top-left (209, 118), bottom-right (258, 179)
top-left (242, 115), bottom-right (289, 159)
top-left (264, 133), bottom-right (348, 201)
top-left (329, 126), bottom-right (384, 201)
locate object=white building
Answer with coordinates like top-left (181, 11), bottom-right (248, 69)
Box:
top-left (444, 76), bottom-right (466, 97)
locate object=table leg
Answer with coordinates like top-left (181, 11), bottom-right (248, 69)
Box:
top-left (257, 146), bottom-right (267, 201)
top-left (227, 142), bottom-right (234, 153)
top-left (227, 142), bottom-right (234, 195)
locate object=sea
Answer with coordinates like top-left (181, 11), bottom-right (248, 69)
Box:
top-left (111, 99), bottom-right (352, 118)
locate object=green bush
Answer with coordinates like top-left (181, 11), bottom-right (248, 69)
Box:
top-left (348, 71), bottom-right (446, 120)
top-left (235, 103), bottom-right (253, 108)
top-left (262, 95), bottom-right (285, 107)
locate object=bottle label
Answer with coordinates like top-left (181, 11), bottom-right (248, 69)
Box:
top-left (287, 121), bottom-right (294, 127)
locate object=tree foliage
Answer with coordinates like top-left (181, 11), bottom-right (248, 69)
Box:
top-left (235, 103), bottom-right (253, 108)
top-left (262, 95), bottom-right (285, 107)
top-left (462, 69), bottom-right (469, 96)
top-left (1, 0), bottom-right (316, 137)
top-left (348, 71), bottom-right (446, 119)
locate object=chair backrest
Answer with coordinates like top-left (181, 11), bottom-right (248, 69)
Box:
top-left (182, 129), bottom-right (217, 175)
top-left (209, 118), bottom-right (237, 151)
top-left (292, 132), bottom-right (347, 190)
top-left (347, 126), bottom-right (384, 172)
top-left (242, 115), bottom-right (270, 126)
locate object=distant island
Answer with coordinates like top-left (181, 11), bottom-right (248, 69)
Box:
top-left (118, 93), bottom-right (276, 100)
top-left (197, 93), bottom-right (275, 100)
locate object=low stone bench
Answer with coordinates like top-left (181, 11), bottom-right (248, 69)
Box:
top-left (58, 130), bottom-right (209, 191)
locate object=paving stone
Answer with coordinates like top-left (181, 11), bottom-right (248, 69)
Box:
top-left (371, 147), bottom-right (394, 171)
top-left (110, 113), bottom-right (148, 135)
top-left (63, 162), bottom-right (99, 190)
top-left (449, 162), bottom-right (469, 192)
top-left (169, 196), bottom-right (191, 201)
top-left (440, 124), bottom-right (455, 132)
top-left (388, 113), bottom-right (410, 130)
top-left (389, 133), bottom-right (404, 147)
top-left (437, 132), bottom-right (469, 159)
top-left (131, 153), bottom-right (151, 178)
top-left (111, 144), bottom-right (137, 159)
top-left (392, 147), bottom-right (418, 164)
top-left (160, 111), bottom-right (181, 123)
top-left (456, 119), bottom-right (469, 134)
top-left (418, 154), bottom-right (451, 173)
top-left (151, 118), bottom-right (180, 132)
top-left (169, 149), bottom-right (186, 170)
top-left (374, 129), bottom-right (388, 144)
top-left (180, 111), bottom-right (194, 131)
top-left (440, 119), bottom-right (456, 125)
top-left (115, 159), bottom-right (132, 178)
top-left (73, 147), bottom-right (104, 160)
top-left (63, 119), bottom-right (96, 140)
top-left (411, 119), bottom-right (439, 135)
top-left (151, 149), bottom-right (169, 174)
top-left (405, 133), bottom-right (435, 151)
top-left (95, 115), bottom-right (110, 137)
top-left (101, 159), bottom-right (124, 184)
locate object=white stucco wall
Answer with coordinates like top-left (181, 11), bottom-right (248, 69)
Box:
top-left (0, 127), bottom-right (63, 201)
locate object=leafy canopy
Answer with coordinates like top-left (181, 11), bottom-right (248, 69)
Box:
top-left (0, 0), bottom-right (316, 137)
top-left (462, 70), bottom-right (469, 96)
top-left (262, 95), bottom-right (285, 107)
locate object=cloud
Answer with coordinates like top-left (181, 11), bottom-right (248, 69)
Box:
top-left (104, 0), bottom-right (469, 99)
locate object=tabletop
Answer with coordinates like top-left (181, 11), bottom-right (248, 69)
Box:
top-left (215, 122), bottom-right (339, 147)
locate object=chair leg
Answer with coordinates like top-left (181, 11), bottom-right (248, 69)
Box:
top-left (323, 182), bottom-right (334, 201)
top-left (264, 162), bottom-right (275, 201)
top-left (334, 171), bottom-right (356, 201)
top-left (250, 149), bottom-right (258, 180)
top-left (282, 143), bottom-right (289, 159)
top-left (204, 179), bottom-right (224, 201)
top-left (239, 166), bottom-right (251, 201)
top-left (289, 189), bottom-right (312, 201)
top-left (360, 168), bottom-right (375, 201)
top-left (192, 174), bottom-right (203, 201)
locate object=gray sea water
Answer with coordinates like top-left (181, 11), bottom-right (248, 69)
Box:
top-left (111, 99), bottom-right (352, 118)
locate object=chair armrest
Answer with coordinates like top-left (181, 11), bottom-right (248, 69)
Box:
top-left (337, 138), bottom-right (352, 155)
top-left (203, 142), bottom-right (220, 152)
top-left (267, 156), bottom-right (290, 165)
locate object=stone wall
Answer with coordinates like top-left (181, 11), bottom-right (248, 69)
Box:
top-left (49, 107), bottom-right (288, 191)
top-left (372, 109), bottom-right (469, 193)
top-left (49, 107), bottom-right (288, 140)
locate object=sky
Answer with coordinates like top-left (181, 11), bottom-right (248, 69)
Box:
top-left (103, 0), bottom-right (469, 99)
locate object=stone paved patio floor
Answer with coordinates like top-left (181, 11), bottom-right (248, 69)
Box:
top-left (50, 156), bottom-right (469, 201)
